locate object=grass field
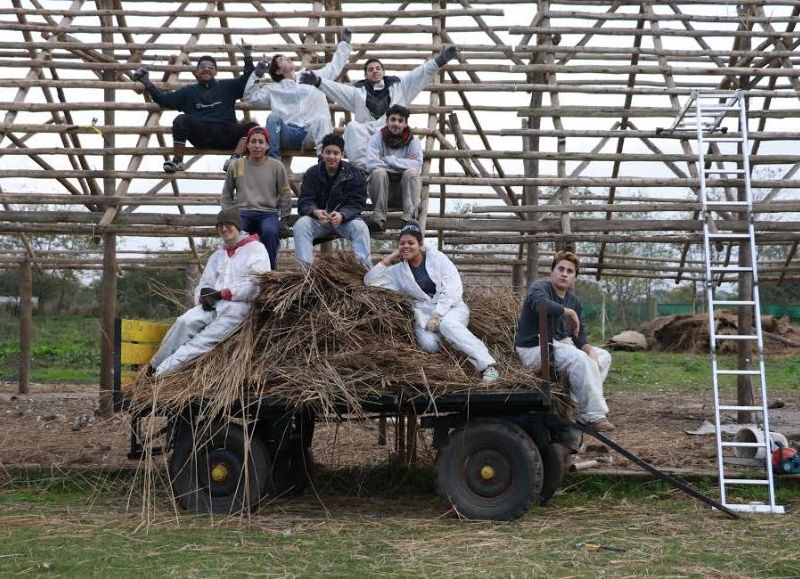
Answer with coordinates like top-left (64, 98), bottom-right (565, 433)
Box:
top-left (1, 471), bottom-right (799, 576)
top-left (1, 315), bottom-right (798, 393)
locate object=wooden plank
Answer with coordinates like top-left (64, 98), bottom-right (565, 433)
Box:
top-left (121, 319), bottom-right (170, 343)
top-left (121, 342), bottom-right (161, 366)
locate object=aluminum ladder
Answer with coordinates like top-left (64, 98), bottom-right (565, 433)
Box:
top-left (669, 90), bottom-right (784, 514)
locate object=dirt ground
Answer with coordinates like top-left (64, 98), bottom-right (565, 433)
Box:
top-left (1, 381), bottom-right (799, 473)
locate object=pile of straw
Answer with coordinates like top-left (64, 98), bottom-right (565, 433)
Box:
top-left (129, 253), bottom-right (554, 418)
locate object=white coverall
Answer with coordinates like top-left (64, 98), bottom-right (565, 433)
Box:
top-left (149, 234), bottom-right (271, 376)
top-left (516, 339), bottom-right (611, 423)
top-left (364, 248), bottom-right (496, 372)
top-left (316, 59), bottom-right (440, 168)
top-left (242, 41), bottom-right (351, 152)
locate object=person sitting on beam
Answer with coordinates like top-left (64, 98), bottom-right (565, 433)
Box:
top-left (133, 42), bottom-right (257, 173)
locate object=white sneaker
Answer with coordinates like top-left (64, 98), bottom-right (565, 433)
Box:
top-left (482, 365), bottom-right (500, 382)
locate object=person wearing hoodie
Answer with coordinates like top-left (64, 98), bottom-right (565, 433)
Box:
top-left (299, 45), bottom-right (458, 169)
top-left (243, 27), bottom-right (352, 159)
top-left (132, 43), bottom-right (256, 173)
top-left (293, 133), bottom-right (371, 267)
top-left (364, 221), bottom-right (499, 382)
top-left (147, 208), bottom-right (271, 376)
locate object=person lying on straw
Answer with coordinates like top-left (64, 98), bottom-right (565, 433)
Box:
top-left (364, 220), bottom-right (500, 382)
top-left (147, 208), bottom-right (271, 376)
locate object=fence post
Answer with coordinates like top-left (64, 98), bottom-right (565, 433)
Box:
top-left (18, 259), bottom-right (32, 395)
top-left (601, 293), bottom-right (606, 342)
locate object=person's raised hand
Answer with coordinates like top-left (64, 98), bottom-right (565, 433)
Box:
top-left (132, 66), bottom-right (150, 85)
top-left (254, 57), bottom-right (268, 78)
top-left (435, 45), bottom-right (458, 67)
top-left (299, 70), bottom-right (321, 87)
top-left (340, 26), bottom-right (352, 43)
top-left (239, 38), bottom-right (253, 59)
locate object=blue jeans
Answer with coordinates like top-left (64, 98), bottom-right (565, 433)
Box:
top-left (293, 216), bottom-right (372, 268)
top-left (240, 210), bottom-right (280, 269)
top-left (266, 114), bottom-right (307, 159)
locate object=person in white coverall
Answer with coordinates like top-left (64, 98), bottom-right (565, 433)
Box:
top-left (243, 27), bottom-right (352, 158)
top-left (148, 208), bottom-right (271, 376)
top-left (514, 250), bottom-right (615, 432)
top-left (364, 221), bottom-right (499, 382)
top-left (299, 45), bottom-right (459, 169)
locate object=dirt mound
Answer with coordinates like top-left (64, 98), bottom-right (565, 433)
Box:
top-left (606, 330), bottom-right (648, 351)
top-left (641, 312), bottom-right (800, 354)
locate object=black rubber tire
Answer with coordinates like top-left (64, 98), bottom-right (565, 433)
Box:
top-left (538, 443), bottom-right (567, 505)
top-left (437, 419), bottom-right (544, 521)
top-left (169, 422), bottom-right (271, 515)
top-left (271, 444), bottom-right (313, 497)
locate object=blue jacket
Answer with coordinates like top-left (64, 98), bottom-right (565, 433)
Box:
top-left (145, 58), bottom-right (254, 125)
top-left (298, 160), bottom-right (367, 222)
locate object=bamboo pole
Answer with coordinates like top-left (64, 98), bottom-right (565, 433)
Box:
top-left (18, 259), bottom-right (32, 396)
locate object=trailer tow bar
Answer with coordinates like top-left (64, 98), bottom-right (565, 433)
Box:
top-left (566, 420), bottom-right (740, 520)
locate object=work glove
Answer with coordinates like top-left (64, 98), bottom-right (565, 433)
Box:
top-left (239, 38), bottom-right (252, 60)
top-left (425, 313), bottom-right (443, 333)
top-left (132, 66), bottom-right (151, 85)
top-left (278, 220), bottom-right (291, 239)
top-left (340, 26), bottom-right (352, 44)
top-left (299, 70), bottom-right (321, 87)
top-left (254, 59), bottom-right (268, 78)
top-left (199, 287), bottom-right (222, 311)
top-left (434, 45), bottom-right (458, 67)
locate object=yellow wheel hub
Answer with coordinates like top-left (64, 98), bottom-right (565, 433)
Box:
top-left (210, 462), bottom-right (229, 483)
top-left (480, 465), bottom-right (495, 480)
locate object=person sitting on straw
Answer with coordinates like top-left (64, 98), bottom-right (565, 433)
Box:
top-left (147, 208), bottom-right (271, 376)
top-left (364, 104), bottom-right (423, 233)
top-left (243, 27), bottom-right (352, 159)
top-left (514, 250), bottom-right (615, 432)
top-left (364, 220), bottom-right (500, 382)
top-left (299, 44), bottom-right (458, 170)
top-left (293, 133), bottom-right (371, 267)
top-left (132, 42), bottom-right (257, 173)
top-left (221, 126), bottom-right (292, 270)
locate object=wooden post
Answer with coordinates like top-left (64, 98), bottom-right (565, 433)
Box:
top-left (378, 414), bottom-right (387, 446)
top-left (601, 292), bottom-right (606, 342)
top-left (18, 259), bottom-right (32, 395)
top-left (98, 1), bottom-right (116, 417)
top-left (406, 413), bottom-right (418, 465)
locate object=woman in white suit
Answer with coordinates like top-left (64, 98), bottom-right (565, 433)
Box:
top-left (364, 221), bottom-right (499, 382)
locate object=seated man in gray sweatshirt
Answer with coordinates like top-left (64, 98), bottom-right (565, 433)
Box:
top-left (363, 105), bottom-right (423, 232)
top-left (221, 126), bottom-right (292, 269)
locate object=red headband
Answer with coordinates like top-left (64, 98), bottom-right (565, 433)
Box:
top-left (247, 126), bottom-right (270, 140)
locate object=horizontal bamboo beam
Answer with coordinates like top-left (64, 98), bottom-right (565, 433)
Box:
top-left (509, 25), bottom-right (800, 38)
top-left (470, 202), bottom-right (800, 214)
top-left (512, 63), bottom-right (800, 77)
top-left (5, 146), bottom-right (800, 165)
top-left (0, 8), bottom-right (503, 18)
top-left (542, 10), bottom-right (800, 24)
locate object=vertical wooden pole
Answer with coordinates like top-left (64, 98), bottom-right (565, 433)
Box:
top-left (18, 259), bottom-right (32, 395)
top-left (378, 414), bottom-right (387, 446)
top-left (736, 5), bottom-right (754, 425)
top-left (406, 413), bottom-right (418, 465)
top-left (601, 292), bottom-right (606, 342)
top-left (98, 2), bottom-right (116, 417)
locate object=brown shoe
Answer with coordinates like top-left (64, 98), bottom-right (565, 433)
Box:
top-left (589, 418), bottom-right (616, 432)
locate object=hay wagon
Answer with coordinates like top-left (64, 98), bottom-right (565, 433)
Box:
top-left (115, 316), bottom-right (572, 521)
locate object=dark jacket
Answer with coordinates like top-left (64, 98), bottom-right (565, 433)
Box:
top-left (514, 280), bottom-right (588, 349)
top-left (298, 160), bottom-right (367, 222)
top-left (145, 58), bottom-right (254, 125)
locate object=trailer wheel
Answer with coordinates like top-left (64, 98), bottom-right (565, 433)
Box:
top-left (169, 422), bottom-right (271, 514)
top-left (539, 443), bottom-right (567, 505)
top-left (437, 420), bottom-right (543, 520)
top-left (271, 444), bottom-right (313, 496)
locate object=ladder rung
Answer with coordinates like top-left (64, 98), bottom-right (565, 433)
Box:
top-left (705, 137), bottom-right (743, 142)
top-left (705, 201), bottom-right (749, 206)
top-left (712, 300), bottom-right (755, 306)
top-left (718, 405), bottom-right (764, 411)
top-left (707, 233), bottom-right (750, 239)
top-left (715, 370), bottom-right (761, 375)
top-left (713, 334), bottom-right (757, 340)
top-left (698, 106), bottom-right (739, 111)
top-left (721, 441), bottom-right (767, 448)
top-left (721, 478), bottom-right (771, 486)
